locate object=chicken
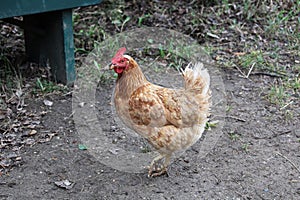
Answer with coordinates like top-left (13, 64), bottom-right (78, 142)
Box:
top-left (110, 47), bottom-right (211, 177)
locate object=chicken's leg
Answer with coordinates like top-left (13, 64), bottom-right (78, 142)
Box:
top-left (148, 154), bottom-right (171, 177)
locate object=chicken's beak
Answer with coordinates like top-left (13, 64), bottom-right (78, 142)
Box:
top-left (109, 63), bottom-right (115, 70)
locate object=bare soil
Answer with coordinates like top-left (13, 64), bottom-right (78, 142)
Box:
top-left (1, 66), bottom-right (299, 199)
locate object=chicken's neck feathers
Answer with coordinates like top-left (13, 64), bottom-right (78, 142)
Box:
top-left (116, 65), bottom-right (148, 99)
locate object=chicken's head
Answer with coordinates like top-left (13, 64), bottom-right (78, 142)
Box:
top-left (110, 47), bottom-right (136, 74)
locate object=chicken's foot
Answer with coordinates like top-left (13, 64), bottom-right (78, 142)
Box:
top-left (148, 154), bottom-right (171, 177)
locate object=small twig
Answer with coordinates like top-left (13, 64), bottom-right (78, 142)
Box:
top-left (246, 62), bottom-right (255, 79)
top-left (120, 16), bottom-right (130, 32)
top-left (212, 115), bottom-right (246, 122)
top-left (63, 91), bottom-right (73, 96)
top-left (235, 66), bottom-right (247, 78)
top-left (276, 151), bottom-right (300, 174)
top-left (226, 115), bottom-right (247, 122)
top-left (280, 101), bottom-right (294, 110)
top-left (235, 66), bottom-right (252, 81)
top-left (146, 56), bottom-right (160, 69)
top-left (269, 127), bottom-right (291, 136)
top-left (86, 118), bottom-right (98, 123)
top-left (212, 99), bottom-right (224, 107)
top-left (65, 111), bottom-right (75, 120)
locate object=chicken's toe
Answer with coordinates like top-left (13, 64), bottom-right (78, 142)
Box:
top-left (147, 154), bottom-right (171, 177)
top-left (149, 166), bottom-right (168, 177)
top-left (148, 163), bottom-right (164, 177)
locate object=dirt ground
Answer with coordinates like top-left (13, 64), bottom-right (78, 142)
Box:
top-left (1, 66), bottom-right (299, 199)
top-left (1, 1), bottom-right (299, 199)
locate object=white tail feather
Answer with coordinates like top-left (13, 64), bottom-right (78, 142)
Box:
top-left (182, 62), bottom-right (210, 95)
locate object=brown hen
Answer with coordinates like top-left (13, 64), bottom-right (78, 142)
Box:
top-left (110, 47), bottom-right (211, 177)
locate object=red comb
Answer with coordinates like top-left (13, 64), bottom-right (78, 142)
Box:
top-left (112, 47), bottom-right (126, 63)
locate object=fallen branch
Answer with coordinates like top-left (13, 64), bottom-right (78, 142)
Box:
top-left (276, 151), bottom-right (300, 174)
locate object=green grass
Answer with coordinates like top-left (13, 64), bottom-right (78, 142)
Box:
top-left (86, 24), bottom-right (106, 39)
top-left (267, 76), bottom-right (299, 109)
top-left (228, 131), bottom-right (240, 141)
top-left (287, 77), bottom-right (300, 92)
top-left (135, 45), bottom-right (189, 73)
top-left (241, 143), bottom-right (250, 152)
top-left (138, 14), bottom-right (151, 27)
top-left (0, 54), bottom-right (23, 95)
top-left (228, 131), bottom-right (251, 152)
top-left (208, 0), bottom-right (299, 108)
top-left (265, 1), bottom-right (300, 37)
top-left (35, 78), bottom-right (67, 94)
top-left (141, 145), bottom-right (152, 153)
top-left (225, 106), bottom-right (232, 113)
top-left (268, 85), bottom-right (290, 106)
top-left (237, 50), bottom-right (289, 77)
top-left (3, 0), bottom-right (300, 112)
top-left (205, 120), bottom-right (219, 130)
